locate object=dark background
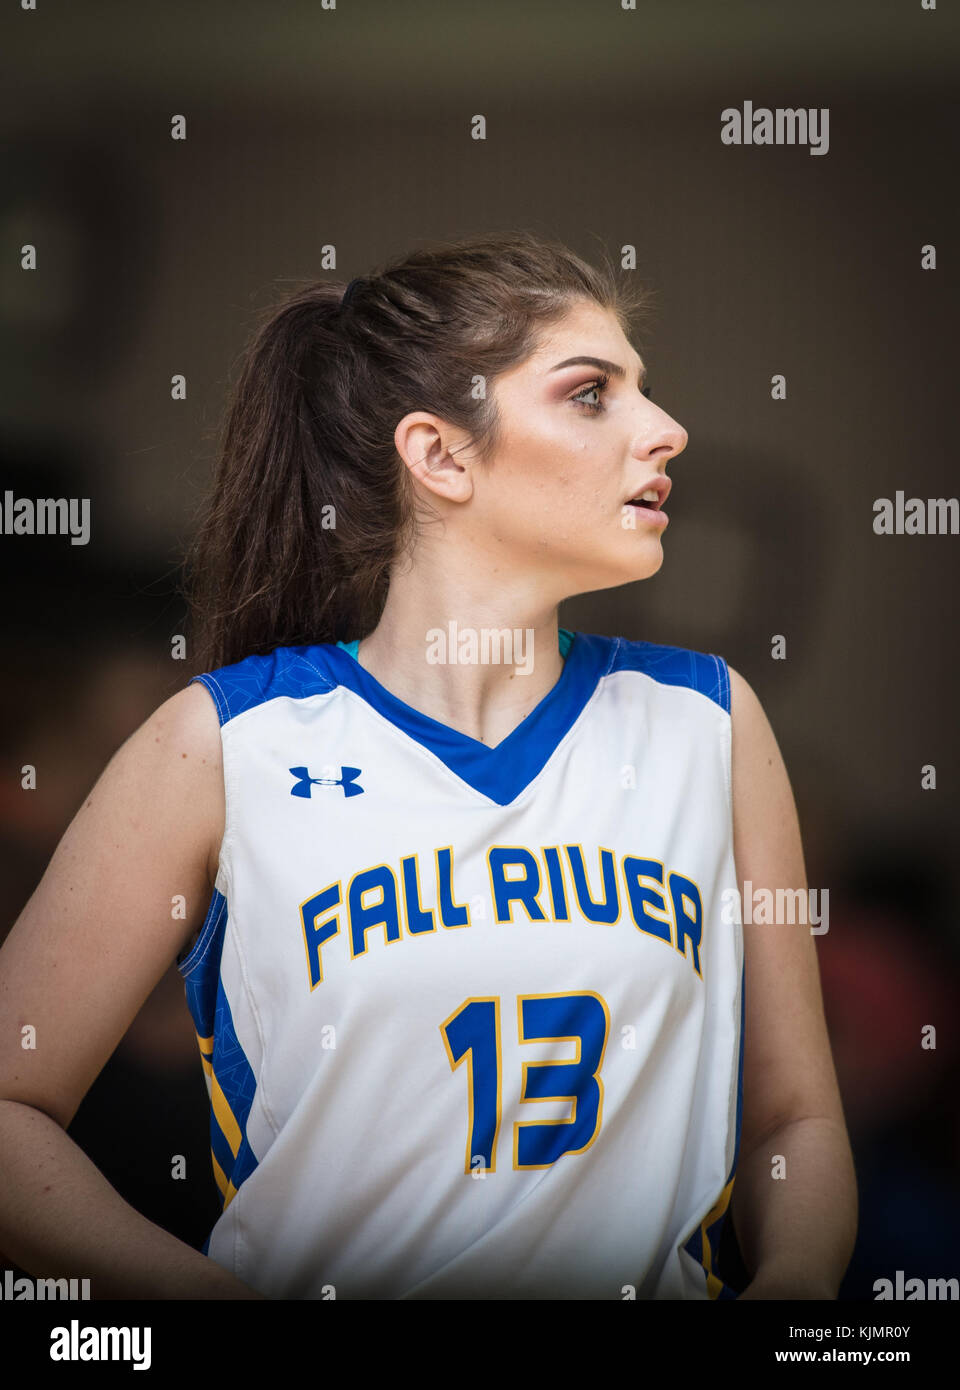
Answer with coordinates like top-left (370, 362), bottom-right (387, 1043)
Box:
top-left (1, 0), bottom-right (958, 1299)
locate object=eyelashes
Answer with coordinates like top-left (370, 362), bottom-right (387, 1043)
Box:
top-left (570, 373), bottom-right (653, 414)
top-left (570, 372), bottom-right (610, 413)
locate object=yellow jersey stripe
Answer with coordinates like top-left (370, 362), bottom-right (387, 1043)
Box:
top-left (211, 1149), bottom-right (229, 1199)
top-left (699, 1177), bottom-right (735, 1298)
top-left (210, 1071), bottom-right (243, 1158)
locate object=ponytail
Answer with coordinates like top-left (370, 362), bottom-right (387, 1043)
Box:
top-left (182, 282), bottom-right (401, 671)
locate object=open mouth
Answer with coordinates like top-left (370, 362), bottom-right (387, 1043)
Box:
top-left (626, 489), bottom-right (664, 511)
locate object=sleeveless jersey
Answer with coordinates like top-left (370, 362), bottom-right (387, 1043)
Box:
top-left (179, 629), bottom-right (744, 1300)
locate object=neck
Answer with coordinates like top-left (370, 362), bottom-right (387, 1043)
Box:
top-left (356, 565), bottom-right (566, 747)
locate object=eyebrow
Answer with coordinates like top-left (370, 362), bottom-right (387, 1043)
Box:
top-left (548, 355), bottom-right (648, 388)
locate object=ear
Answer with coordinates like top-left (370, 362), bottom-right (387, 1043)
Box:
top-left (393, 411), bottom-right (476, 504)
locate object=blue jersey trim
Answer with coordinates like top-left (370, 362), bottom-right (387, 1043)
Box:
top-left (608, 640), bottom-right (730, 715)
top-left (176, 881), bottom-right (226, 974)
top-left (179, 890), bottom-right (260, 1215)
top-left (189, 647), bottom-right (337, 727)
top-left (716, 962), bottom-right (746, 1298)
top-left (314, 630), bottom-right (615, 805)
top-left (682, 957), bottom-right (746, 1298)
top-left (188, 631), bottom-right (730, 804)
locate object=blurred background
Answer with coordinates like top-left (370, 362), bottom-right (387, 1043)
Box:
top-left (1, 0), bottom-right (958, 1299)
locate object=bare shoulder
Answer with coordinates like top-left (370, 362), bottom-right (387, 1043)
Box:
top-left (93, 679), bottom-right (225, 888)
top-left (127, 678), bottom-right (222, 767)
top-left (727, 664), bottom-right (779, 758)
top-left (726, 665), bottom-right (804, 871)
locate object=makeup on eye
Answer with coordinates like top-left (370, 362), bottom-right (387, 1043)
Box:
top-left (549, 353), bottom-right (649, 390)
top-left (570, 373), bottom-right (610, 413)
top-left (568, 372), bottom-right (653, 414)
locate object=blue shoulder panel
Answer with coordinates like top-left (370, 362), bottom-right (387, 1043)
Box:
top-left (609, 638), bottom-right (730, 714)
top-left (190, 646), bottom-right (337, 727)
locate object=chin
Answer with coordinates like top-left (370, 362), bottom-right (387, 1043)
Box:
top-left (619, 534), bottom-right (665, 578)
top-left (624, 552), bottom-right (665, 584)
top-left (573, 542), bottom-right (665, 593)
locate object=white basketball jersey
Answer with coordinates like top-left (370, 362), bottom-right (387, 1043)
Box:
top-left (179, 628), bottom-right (744, 1300)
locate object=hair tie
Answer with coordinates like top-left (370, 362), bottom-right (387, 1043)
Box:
top-left (341, 277), bottom-right (362, 308)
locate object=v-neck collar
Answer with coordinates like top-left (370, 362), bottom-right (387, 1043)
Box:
top-left (314, 629), bottom-right (616, 805)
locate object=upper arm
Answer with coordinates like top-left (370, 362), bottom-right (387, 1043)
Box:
top-left (0, 680), bottom-right (225, 1130)
top-left (728, 665), bottom-right (845, 1155)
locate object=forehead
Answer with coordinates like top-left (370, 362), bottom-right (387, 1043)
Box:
top-left (524, 298), bottom-right (644, 374)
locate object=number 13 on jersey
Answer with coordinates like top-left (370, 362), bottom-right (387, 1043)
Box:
top-left (440, 991), bottom-right (610, 1173)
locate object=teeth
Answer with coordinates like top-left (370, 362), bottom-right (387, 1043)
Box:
top-left (640, 489), bottom-right (659, 502)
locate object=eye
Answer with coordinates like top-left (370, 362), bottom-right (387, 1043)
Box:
top-left (570, 375), bottom-right (653, 413)
top-left (570, 373), bottom-right (609, 414)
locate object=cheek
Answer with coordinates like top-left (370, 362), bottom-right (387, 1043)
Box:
top-left (549, 443), bottom-right (612, 512)
top-left (482, 415), bottom-right (614, 530)
top-left (509, 407), bottom-right (593, 461)
top-left (513, 423), bottom-right (602, 495)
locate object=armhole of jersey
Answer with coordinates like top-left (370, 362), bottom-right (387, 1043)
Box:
top-left (719, 652), bottom-right (745, 1298)
top-left (177, 883), bottom-right (227, 976)
top-left (714, 653), bottom-right (731, 715)
top-left (189, 671), bottom-right (231, 726)
top-left (715, 656), bottom-right (734, 842)
top-left (177, 674), bottom-right (232, 974)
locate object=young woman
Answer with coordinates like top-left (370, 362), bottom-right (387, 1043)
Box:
top-left (0, 231), bottom-right (856, 1299)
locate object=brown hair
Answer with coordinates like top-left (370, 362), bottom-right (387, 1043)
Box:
top-left (182, 229), bottom-right (652, 672)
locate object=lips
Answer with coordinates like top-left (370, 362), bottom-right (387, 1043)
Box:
top-left (625, 477), bottom-right (671, 510)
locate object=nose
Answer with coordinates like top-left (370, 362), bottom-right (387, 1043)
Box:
top-left (633, 403), bottom-right (688, 464)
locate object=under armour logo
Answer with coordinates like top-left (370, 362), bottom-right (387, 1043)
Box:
top-left (289, 765), bottom-right (365, 799)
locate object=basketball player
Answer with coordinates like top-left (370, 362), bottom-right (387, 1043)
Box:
top-left (0, 232), bottom-right (857, 1299)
